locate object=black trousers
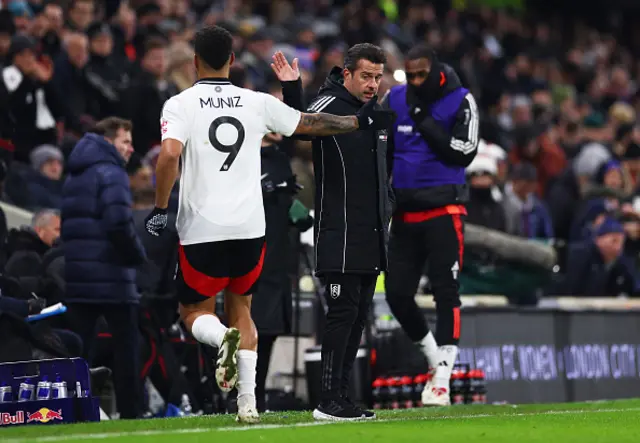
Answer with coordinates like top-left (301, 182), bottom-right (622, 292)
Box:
top-left (385, 214), bottom-right (464, 346)
top-left (319, 273), bottom-right (376, 401)
top-left (65, 303), bottom-right (143, 419)
top-left (255, 334), bottom-right (277, 412)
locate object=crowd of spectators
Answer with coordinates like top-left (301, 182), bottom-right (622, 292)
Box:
top-left (0, 0), bottom-right (639, 302)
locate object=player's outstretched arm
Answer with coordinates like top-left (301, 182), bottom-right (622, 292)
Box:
top-left (292, 95), bottom-right (396, 136)
top-left (293, 112), bottom-right (359, 136)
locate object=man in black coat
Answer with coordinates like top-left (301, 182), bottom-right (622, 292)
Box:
top-left (272, 44), bottom-right (395, 420)
top-left (4, 209), bottom-right (60, 295)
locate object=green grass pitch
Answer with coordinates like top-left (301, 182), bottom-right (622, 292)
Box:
top-left (3, 399), bottom-right (640, 443)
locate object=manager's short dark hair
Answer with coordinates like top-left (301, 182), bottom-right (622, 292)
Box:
top-left (407, 44), bottom-right (436, 62)
top-left (194, 25), bottom-right (233, 70)
top-left (343, 43), bottom-right (386, 72)
top-left (93, 117), bottom-right (133, 139)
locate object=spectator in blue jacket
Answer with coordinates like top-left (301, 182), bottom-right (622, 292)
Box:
top-left (61, 116), bottom-right (146, 419)
top-left (563, 218), bottom-right (637, 297)
top-left (502, 162), bottom-right (554, 240)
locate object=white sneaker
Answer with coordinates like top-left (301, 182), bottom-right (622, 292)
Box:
top-left (236, 395), bottom-right (260, 424)
top-left (215, 328), bottom-right (241, 392)
top-left (421, 379), bottom-right (451, 407)
top-left (421, 345), bottom-right (457, 407)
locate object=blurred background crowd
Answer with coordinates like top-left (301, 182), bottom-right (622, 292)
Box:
top-left (0, 0), bottom-right (639, 418)
top-left (1, 0), bottom-right (640, 300)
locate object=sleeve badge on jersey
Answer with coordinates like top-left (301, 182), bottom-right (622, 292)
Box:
top-left (161, 119), bottom-right (168, 135)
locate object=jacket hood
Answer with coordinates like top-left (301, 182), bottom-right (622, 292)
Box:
top-left (6, 227), bottom-right (50, 256)
top-left (407, 62), bottom-right (464, 105)
top-left (67, 133), bottom-right (125, 174)
top-left (318, 66), bottom-right (365, 108)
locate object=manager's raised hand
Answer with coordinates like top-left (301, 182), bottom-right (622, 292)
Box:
top-left (356, 96), bottom-right (397, 130)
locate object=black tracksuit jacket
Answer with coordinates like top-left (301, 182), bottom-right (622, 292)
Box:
top-left (284, 68), bottom-right (394, 276)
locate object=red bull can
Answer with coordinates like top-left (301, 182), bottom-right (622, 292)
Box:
top-left (36, 377), bottom-right (52, 400)
top-left (0, 385), bottom-right (12, 403)
top-left (51, 377), bottom-right (68, 399)
top-left (18, 379), bottom-right (34, 402)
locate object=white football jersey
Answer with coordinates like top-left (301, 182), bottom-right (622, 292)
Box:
top-left (160, 78), bottom-right (301, 244)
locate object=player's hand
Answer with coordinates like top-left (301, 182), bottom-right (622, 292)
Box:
top-left (270, 51), bottom-right (300, 82)
top-left (27, 297), bottom-right (47, 315)
top-left (145, 207), bottom-right (168, 237)
top-left (356, 96), bottom-right (397, 130)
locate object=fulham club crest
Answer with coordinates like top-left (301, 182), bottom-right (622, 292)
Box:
top-left (330, 284), bottom-right (341, 299)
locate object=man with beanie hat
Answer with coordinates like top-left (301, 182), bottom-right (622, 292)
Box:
top-left (30, 144), bottom-right (63, 175)
top-left (26, 144), bottom-right (64, 210)
top-left (564, 217), bottom-right (637, 297)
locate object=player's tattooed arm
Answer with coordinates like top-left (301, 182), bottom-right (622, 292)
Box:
top-left (293, 112), bottom-right (359, 136)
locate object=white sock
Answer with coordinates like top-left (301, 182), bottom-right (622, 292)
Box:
top-left (190, 315), bottom-right (228, 348)
top-left (434, 345), bottom-right (458, 388)
top-left (237, 350), bottom-right (257, 402)
top-left (416, 331), bottom-right (439, 369)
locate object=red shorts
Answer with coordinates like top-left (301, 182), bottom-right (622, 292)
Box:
top-left (176, 237), bottom-right (266, 305)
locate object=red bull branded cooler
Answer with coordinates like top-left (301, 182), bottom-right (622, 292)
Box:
top-left (0, 358), bottom-right (100, 426)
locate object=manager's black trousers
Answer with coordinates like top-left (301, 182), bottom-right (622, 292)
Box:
top-left (65, 303), bottom-right (143, 419)
top-left (385, 214), bottom-right (464, 346)
top-left (319, 273), bottom-right (377, 401)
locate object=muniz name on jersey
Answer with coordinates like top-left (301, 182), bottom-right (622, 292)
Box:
top-left (199, 96), bottom-right (243, 109)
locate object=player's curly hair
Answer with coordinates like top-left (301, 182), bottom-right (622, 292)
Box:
top-left (194, 25), bottom-right (233, 70)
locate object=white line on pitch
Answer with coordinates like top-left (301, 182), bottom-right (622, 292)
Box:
top-left (5, 407), bottom-right (640, 443)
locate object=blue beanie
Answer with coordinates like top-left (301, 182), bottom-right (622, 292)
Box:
top-left (595, 218), bottom-right (624, 237)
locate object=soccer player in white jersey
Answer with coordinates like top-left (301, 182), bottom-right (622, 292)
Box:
top-left (144, 26), bottom-right (395, 423)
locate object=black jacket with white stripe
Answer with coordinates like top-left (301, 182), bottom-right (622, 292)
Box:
top-left (293, 67), bottom-right (393, 276)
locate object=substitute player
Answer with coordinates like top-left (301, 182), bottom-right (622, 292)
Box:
top-left (144, 26), bottom-right (395, 423)
top-left (382, 45), bottom-right (479, 406)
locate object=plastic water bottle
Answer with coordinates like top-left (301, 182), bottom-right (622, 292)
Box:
top-left (371, 378), bottom-right (386, 409)
top-left (386, 377), bottom-right (400, 409)
top-left (18, 379), bottom-right (35, 402)
top-left (399, 376), bottom-right (414, 409)
top-left (412, 374), bottom-right (426, 407)
top-left (467, 369), bottom-right (487, 404)
top-left (450, 368), bottom-right (466, 405)
top-left (76, 381), bottom-right (84, 398)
